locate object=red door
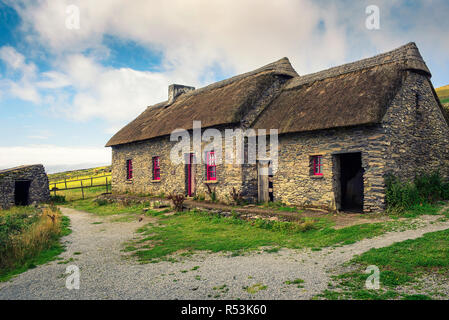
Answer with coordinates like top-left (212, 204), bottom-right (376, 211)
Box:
top-left (187, 153), bottom-right (194, 196)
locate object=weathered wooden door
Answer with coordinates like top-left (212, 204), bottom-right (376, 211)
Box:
top-left (258, 160), bottom-right (270, 203)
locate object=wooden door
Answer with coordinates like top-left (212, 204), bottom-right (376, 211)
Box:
top-left (258, 160), bottom-right (269, 203)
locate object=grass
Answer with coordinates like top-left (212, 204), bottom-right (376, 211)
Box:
top-left (65, 198), bottom-right (151, 216)
top-left (127, 208), bottom-right (422, 263)
top-left (436, 85), bottom-right (449, 99)
top-left (47, 165), bottom-right (112, 202)
top-left (320, 229), bottom-right (449, 300)
top-left (0, 206), bottom-right (71, 282)
top-left (244, 283), bottom-right (267, 294)
top-left (49, 174), bottom-right (110, 190)
top-left (51, 185), bottom-right (110, 202)
top-left (284, 278), bottom-right (305, 288)
top-left (262, 201), bottom-right (303, 213)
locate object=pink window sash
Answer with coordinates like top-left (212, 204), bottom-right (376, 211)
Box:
top-left (206, 151), bottom-right (216, 181)
top-left (313, 156), bottom-right (323, 176)
top-left (127, 160), bottom-right (133, 179)
top-left (153, 157), bottom-right (160, 180)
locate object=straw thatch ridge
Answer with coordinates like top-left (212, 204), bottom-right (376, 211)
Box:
top-left (284, 42), bottom-right (430, 90)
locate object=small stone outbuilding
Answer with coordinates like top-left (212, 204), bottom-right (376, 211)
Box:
top-left (106, 42), bottom-right (449, 213)
top-left (0, 164), bottom-right (50, 209)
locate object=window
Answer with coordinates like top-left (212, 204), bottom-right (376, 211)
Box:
top-left (206, 151), bottom-right (216, 181)
top-left (312, 155), bottom-right (323, 176)
top-left (152, 156), bottom-right (160, 180)
top-left (126, 159), bottom-right (133, 180)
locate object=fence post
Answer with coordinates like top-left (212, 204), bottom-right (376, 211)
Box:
top-left (81, 180), bottom-right (84, 199)
top-left (91, 177), bottom-right (93, 187)
top-left (54, 183), bottom-right (57, 196)
top-left (64, 179), bottom-right (67, 189)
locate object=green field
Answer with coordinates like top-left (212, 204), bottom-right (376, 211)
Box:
top-left (48, 165), bottom-right (111, 184)
top-left (320, 227), bottom-right (449, 300)
top-left (48, 165), bottom-right (111, 201)
top-left (436, 85), bottom-right (449, 104)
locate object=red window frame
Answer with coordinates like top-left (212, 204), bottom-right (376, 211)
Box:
top-left (153, 156), bottom-right (160, 180)
top-left (312, 155), bottom-right (323, 176)
top-left (206, 151), bottom-right (216, 181)
top-left (126, 159), bottom-right (133, 180)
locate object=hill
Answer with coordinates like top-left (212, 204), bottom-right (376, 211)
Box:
top-left (47, 165), bottom-right (111, 183)
top-left (436, 85), bottom-right (449, 105)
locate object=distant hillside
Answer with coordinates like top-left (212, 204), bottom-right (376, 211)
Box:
top-left (436, 85), bottom-right (449, 105)
top-left (48, 165), bottom-right (111, 182)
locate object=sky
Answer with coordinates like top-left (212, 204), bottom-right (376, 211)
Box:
top-left (0, 0), bottom-right (448, 173)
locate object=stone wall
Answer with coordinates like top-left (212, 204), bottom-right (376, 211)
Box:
top-left (383, 71), bottom-right (449, 180)
top-left (271, 71), bottom-right (449, 213)
top-left (0, 164), bottom-right (50, 209)
top-left (110, 71), bottom-right (449, 214)
top-left (273, 125), bottom-right (388, 213)
top-left (111, 128), bottom-right (245, 204)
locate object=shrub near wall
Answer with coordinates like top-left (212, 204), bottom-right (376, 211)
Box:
top-left (0, 206), bottom-right (68, 278)
top-left (385, 171), bottom-right (449, 212)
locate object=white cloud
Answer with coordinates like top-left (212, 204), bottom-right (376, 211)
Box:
top-left (3, 0), bottom-right (350, 126)
top-left (36, 71), bottom-right (71, 89)
top-left (0, 46), bottom-right (41, 103)
top-left (0, 145), bottom-right (111, 170)
top-left (0, 46), bottom-right (37, 77)
top-left (3, 0), bottom-right (449, 126)
top-left (56, 54), bottom-right (171, 122)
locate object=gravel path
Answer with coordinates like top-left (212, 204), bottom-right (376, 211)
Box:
top-left (1, 208), bottom-right (449, 300)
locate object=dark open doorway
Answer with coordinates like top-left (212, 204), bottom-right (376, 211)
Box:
top-left (337, 153), bottom-right (364, 212)
top-left (15, 180), bottom-right (31, 206)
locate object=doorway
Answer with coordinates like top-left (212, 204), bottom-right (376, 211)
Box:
top-left (258, 160), bottom-right (273, 203)
top-left (185, 153), bottom-right (196, 197)
top-left (15, 180), bottom-right (31, 206)
top-left (337, 153), bottom-right (364, 212)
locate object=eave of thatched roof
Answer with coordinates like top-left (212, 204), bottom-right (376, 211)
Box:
top-left (105, 58), bottom-right (298, 147)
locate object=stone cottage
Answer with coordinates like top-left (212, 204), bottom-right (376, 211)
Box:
top-left (106, 43), bottom-right (449, 213)
top-left (0, 164), bottom-right (50, 209)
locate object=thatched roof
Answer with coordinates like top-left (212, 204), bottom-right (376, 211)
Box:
top-left (105, 58), bottom-right (298, 147)
top-left (106, 42), bottom-right (431, 147)
top-left (251, 42), bottom-right (431, 134)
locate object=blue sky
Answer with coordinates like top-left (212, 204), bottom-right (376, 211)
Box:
top-left (0, 0), bottom-right (448, 173)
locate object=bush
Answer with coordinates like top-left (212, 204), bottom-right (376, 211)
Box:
top-left (230, 187), bottom-right (245, 205)
top-left (0, 207), bottom-right (62, 271)
top-left (95, 199), bottom-right (108, 206)
top-left (205, 184), bottom-right (217, 202)
top-left (50, 195), bottom-right (66, 204)
top-left (167, 193), bottom-right (185, 212)
top-left (385, 171), bottom-right (449, 213)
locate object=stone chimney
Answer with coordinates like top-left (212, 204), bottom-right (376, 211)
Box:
top-left (168, 84), bottom-right (195, 104)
